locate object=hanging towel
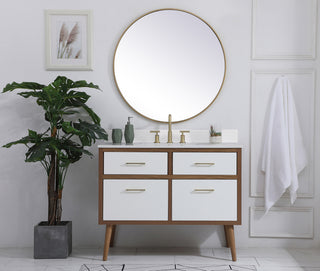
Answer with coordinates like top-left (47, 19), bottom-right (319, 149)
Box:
top-left (261, 76), bottom-right (307, 214)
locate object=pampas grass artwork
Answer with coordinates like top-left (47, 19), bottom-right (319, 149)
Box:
top-left (57, 22), bottom-right (82, 59)
top-left (46, 10), bottom-right (92, 70)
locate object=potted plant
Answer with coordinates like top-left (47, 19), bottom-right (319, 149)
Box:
top-left (209, 125), bottom-right (222, 144)
top-left (2, 76), bottom-right (108, 258)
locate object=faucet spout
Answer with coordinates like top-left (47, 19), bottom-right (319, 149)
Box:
top-left (167, 114), bottom-right (173, 143)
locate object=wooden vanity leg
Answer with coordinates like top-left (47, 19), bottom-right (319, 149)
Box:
top-left (224, 225), bottom-right (230, 248)
top-left (103, 225), bottom-right (113, 261)
top-left (110, 225), bottom-right (116, 247)
top-left (224, 225), bottom-right (236, 261)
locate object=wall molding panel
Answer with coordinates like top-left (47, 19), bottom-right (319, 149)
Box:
top-left (250, 70), bottom-right (315, 198)
top-left (250, 207), bottom-right (314, 238)
top-left (252, 0), bottom-right (317, 59)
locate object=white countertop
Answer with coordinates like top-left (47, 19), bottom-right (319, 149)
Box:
top-left (98, 130), bottom-right (241, 148)
top-left (98, 143), bottom-right (242, 148)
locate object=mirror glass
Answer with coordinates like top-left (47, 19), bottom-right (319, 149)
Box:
top-left (114, 9), bottom-right (225, 123)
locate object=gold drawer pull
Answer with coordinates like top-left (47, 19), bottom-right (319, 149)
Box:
top-left (125, 189), bottom-right (146, 192)
top-left (125, 162), bottom-right (146, 166)
top-left (194, 162), bottom-right (215, 166)
top-left (193, 189), bottom-right (215, 192)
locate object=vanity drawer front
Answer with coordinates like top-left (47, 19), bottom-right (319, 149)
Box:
top-left (173, 152), bottom-right (237, 175)
top-left (103, 179), bottom-right (168, 221)
top-left (104, 152), bottom-right (167, 174)
top-left (172, 180), bottom-right (237, 221)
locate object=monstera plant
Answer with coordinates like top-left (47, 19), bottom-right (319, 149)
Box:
top-left (2, 76), bottom-right (108, 226)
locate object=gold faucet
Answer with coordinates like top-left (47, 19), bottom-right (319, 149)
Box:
top-left (167, 114), bottom-right (173, 143)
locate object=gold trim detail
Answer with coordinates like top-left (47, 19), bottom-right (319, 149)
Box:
top-left (179, 130), bottom-right (190, 144)
top-left (125, 188), bottom-right (146, 192)
top-left (193, 189), bottom-right (215, 192)
top-left (167, 114), bottom-right (173, 143)
top-left (150, 130), bottom-right (160, 143)
top-left (113, 8), bottom-right (226, 123)
top-left (194, 162), bottom-right (215, 166)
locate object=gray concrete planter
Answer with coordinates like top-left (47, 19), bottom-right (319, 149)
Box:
top-left (34, 221), bottom-right (72, 259)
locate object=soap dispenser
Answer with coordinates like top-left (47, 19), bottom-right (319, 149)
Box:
top-left (124, 117), bottom-right (134, 144)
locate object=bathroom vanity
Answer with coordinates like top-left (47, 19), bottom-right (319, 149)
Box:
top-left (99, 144), bottom-right (241, 261)
top-left (101, 7), bottom-right (235, 261)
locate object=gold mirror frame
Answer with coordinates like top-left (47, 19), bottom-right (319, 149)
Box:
top-left (113, 8), bottom-right (226, 123)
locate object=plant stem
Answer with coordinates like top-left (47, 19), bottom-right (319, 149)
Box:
top-left (55, 154), bottom-right (60, 223)
top-left (56, 189), bottom-right (63, 223)
top-left (48, 126), bottom-right (58, 225)
top-left (48, 153), bottom-right (57, 225)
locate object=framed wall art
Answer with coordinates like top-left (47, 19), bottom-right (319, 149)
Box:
top-left (45, 10), bottom-right (92, 70)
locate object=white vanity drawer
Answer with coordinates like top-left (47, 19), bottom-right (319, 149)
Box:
top-left (104, 152), bottom-right (167, 174)
top-left (172, 180), bottom-right (237, 221)
top-left (103, 179), bottom-right (168, 221)
top-left (173, 152), bottom-right (237, 175)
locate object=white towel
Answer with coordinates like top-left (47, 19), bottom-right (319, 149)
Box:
top-left (261, 77), bottom-right (307, 214)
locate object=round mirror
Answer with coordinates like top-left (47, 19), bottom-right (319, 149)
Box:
top-left (114, 9), bottom-right (226, 123)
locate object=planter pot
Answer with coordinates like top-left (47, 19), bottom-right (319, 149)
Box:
top-left (34, 221), bottom-right (72, 259)
top-left (209, 136), bottom-right (222, 144)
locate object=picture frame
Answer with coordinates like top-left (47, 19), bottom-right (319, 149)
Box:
top-left (45, 10), bottom-right (92, 71)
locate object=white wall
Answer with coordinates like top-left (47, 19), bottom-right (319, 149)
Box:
top-left (0, 0), bottom-right (319, 248)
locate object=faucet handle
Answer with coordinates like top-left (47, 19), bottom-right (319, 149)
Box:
top-left (179, 130), bottom-right (190, 144)
top-left (150, 130), bottom-right (160, 143)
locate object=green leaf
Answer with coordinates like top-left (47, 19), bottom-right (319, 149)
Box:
top-left (62, 90), bottom-right (90, 106)
top-left (28, 129), bottom-right (38, 138)
top-left (56, 138), bottom-right (93, 165)
top-left (3, 138), bottom-right (32, 148)
top-left (25, 140), bottom-right (52, 162)
top-left (61, 121), bottom-right (81, 135)
top-left (63, 109), bottom-right (79, 115)
top-left (2, 82), bottom-right (45, 93)
top-left (17, 91), bottom-right (43, 99)
top-left (71, 80), bottom-right (100, 90)
top-left (81, 104), bottom-right (101, 125)
top-left (2, 129), bottom-right (45, 148)
top-left (2, 131), bottom-right (54, 163)
top-left (51, 76), bottom-right (100, 93)
top-left (73, 120), bottom-right (108, 146)
top-left (62, 97), bottom-right (100, 125)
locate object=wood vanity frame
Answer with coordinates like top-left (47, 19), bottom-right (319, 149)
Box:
top-left (99, 147), bottom-right (241, 261)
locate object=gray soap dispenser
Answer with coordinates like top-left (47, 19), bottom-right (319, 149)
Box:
top-left (124, 117), bottom-right (134, 144)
